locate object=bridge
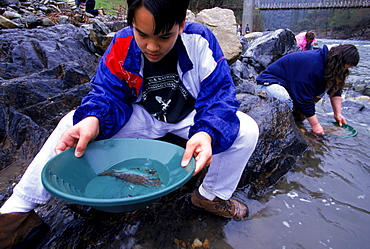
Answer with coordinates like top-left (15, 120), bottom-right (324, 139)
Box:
top-left (226, 0), bottom-right (370, 33)
top-left (256, 0), bottom-right (370, 10)
top-left (223, 0), bottom-right (370, 10)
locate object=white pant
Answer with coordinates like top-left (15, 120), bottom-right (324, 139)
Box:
top-left (256, 84), bottom-right (294, 110)
top-left (11, 104), bottom-right (259, 204)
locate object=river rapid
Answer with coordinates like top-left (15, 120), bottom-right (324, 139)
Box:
top-left (221, 39), bottom-right (370, 248)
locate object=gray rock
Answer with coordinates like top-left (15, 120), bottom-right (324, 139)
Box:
top-left (237, 94), bottom-right (307, 196)
top-left (0, 15), bottom-right (20, 28)
top-left (187, 7), bottom-right (242, 64)
top-left (41, 17), bottom-right (54, 26)
top-left (57, 15), bottom-right (69, 24)
top-left (88, 19), bottom-right (115, 53)
top-left (2, 10), bottom-right (21, 19)
top-left (0, 24), bottom-right (99, 170)
top-left (230, 29), bottom-right (300, 82)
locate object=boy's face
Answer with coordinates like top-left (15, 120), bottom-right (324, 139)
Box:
top-left (132, 7), bottom-right (185, 63)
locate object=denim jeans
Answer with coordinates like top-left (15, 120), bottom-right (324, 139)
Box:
top-left (11, 104), bottom-right (259, 204)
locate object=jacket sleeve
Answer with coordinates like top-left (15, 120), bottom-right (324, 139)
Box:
top-left (187, 26), bottom-right (240, 154)
top-left (73, 34), bottom-right (135, 140)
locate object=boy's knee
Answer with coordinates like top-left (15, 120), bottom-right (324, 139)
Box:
top-left (236, 111), bottom-right (259, 143)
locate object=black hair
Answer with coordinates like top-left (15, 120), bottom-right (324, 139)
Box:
top-left (127, 0), bottom-right (190, 35)
top-left (305, 31), bottom-right (315, 41)
top-left (326, 44), bottom-right (360, 95)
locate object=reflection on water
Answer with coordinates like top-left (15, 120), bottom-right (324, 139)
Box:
top-left (223, 39), bottom-right (370, 248)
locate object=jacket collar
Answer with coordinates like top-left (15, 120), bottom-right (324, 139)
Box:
top-left (123, 27), bottom-right (194, 76)
top-left (175, 35), bottom-right (194, 73)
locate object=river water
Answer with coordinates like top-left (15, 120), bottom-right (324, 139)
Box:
top-left (223, 39), bottom-right (370, 248)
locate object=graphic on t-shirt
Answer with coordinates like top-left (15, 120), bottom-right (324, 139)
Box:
top-left (153, 96), bottom-right (172, 122)
top-left (141, 73), bottom-right (194, 123)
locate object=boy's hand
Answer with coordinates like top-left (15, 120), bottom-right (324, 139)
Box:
top-left (181, 131), bottom-right (212, 176)
top-left (54, 116), bottom-right (100, 157)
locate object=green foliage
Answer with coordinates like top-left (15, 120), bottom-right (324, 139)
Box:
top-left (296, 18), bottom-right (311, 31)
top-left (329, 9), bottom-right (370, 30)
top-left (259, 7), bottom-right (369, 34)
top-left (95, 0), bottom-right (127, 15)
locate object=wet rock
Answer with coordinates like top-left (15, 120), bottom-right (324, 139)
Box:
top-left (237, 94), bottom-right (307, 197)
top-left (238, 29), bottom-right (300, 80)
top-left (0, 24), bottom-right (98, 170)
top-left (88, 19), bottom-right (115, 53)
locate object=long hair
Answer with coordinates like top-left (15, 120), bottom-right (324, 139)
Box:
top-left (325, 44), bottom-right (359, 95)
top-left (127, 0), bottom-right (190, 35)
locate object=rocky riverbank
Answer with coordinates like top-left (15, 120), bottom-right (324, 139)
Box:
top-left (0, 0), bottom-right (126, 29)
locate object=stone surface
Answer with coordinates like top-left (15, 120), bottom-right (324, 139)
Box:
top-left (0, 24), bottom-right (98, 170)
top-left (187, 7), bottom-right (242, 64)
top-left (235, 29), bottom-right (300, 81)
top-left (0, 14), bottom-right (20, 28)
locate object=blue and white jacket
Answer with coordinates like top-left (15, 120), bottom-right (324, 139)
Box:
top-left (73, 21), bottom-right (240, 154)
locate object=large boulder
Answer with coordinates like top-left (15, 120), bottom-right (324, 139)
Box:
top-left (187, 7), bottom-right (242, 64)
top-left (237, 94), bottom-right (307, 197)
top-left (0, 24), bottom-right (98, 171)
top-left (237, 29), bottom-right (300, 80)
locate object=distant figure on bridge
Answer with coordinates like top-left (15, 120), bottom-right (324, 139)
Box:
top-left (256, 44), bottom-right (359, 135)
top-left (295, 31), bottom-right (317, 51)
top-left (245, 24), bottom-right (250, 34)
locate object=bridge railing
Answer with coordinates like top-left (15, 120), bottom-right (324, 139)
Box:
top-left (255, 0), bottom-right (370, 10)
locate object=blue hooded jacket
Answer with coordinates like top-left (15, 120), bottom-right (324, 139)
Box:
top-left (73, 22), bottom-right (240, 154)
top-left (256, 46), bottom-right (340, 118)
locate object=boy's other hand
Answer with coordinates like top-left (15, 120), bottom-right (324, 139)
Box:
top-left (181, 131), bottom-right (212, 176)
top-left (54, 116), bottom-right (100, 157)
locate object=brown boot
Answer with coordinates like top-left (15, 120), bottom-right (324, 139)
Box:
top-left (0, 210), bottom-right (49, 249)
top-left (191, 189), bottom-right (249, 220)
